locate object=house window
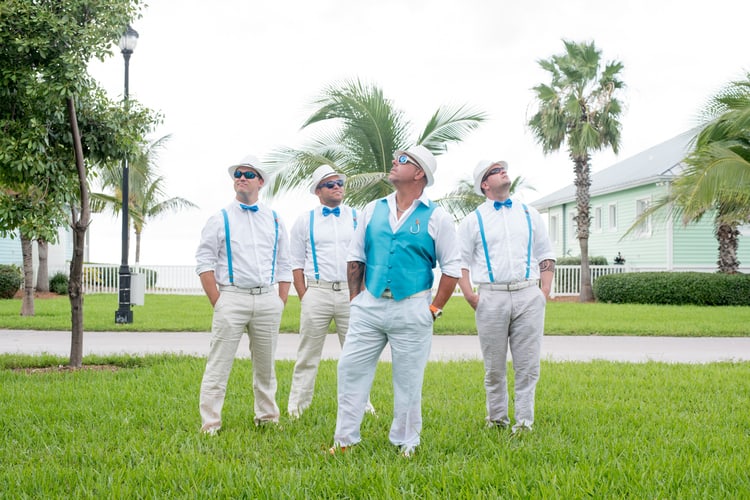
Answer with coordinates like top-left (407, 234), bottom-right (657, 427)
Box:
top-left (549, 215), bottom-right (559, 243)
top-left (634, 198), bottom-right (651, 237)
top-left (593, 206), bottom-right (602, 232)
top-left (608, 204), bottom-right (617, 230)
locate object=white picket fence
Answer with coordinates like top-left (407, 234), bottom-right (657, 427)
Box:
top-left (61, 263), bottom-right (652, 297)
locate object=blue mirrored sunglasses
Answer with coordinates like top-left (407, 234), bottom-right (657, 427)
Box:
top-left (396, 154), bottom-right (421, 169)
top-left (234, 170), bottom-right (259, 180)
top-left (318, 179), bottom-right (344, 189)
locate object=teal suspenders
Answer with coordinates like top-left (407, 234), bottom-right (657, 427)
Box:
top-left (221, 208), bottom-right (279, 285)
top-left (474, 203), bottom-right (533, 282)
top-left (309, 208), bottom-right (357, 280)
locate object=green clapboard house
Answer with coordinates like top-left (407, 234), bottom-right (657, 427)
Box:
top-left (531, 129), bottom-right (750, 272)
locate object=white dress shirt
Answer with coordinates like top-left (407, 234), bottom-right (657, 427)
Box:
top-left (347, 192), bottom-right (462, 279)
top-left (195, 201), bottom-right (292, 287)
top-left (458, 198), bottom-right (555, 283)
top-left (290, 205), bottom-right (356, 282)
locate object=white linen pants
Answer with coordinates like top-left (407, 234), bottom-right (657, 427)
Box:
top-left (199, 289), bottom-right (284, 431)
top-left (475, 285), bottom-right (545, 430)
top-left (333, 290), bottom-right (432, 448)
top-left (287, 286), bottom-right (349, 414)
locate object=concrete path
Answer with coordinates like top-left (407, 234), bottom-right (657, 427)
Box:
top-left (2, 330), bottom-right (750, 363)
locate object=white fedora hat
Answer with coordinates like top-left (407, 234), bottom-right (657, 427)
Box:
top-left (395, 145), bottom-right (437, 187)
top-left (473, 160), bottom-right (508, 195)
top-left (310, 164), bottom-right (346, 194)
top-left (227, 154), bottom-right (270, 182)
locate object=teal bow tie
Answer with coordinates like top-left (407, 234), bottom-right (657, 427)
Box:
top-left (494, 199), bottom-right (512, 210)
top-left (240, 203), bottom-right (259, 212)
top-left (322, 206), bottom-right (340, 217)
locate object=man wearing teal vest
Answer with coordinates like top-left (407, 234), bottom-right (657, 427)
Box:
top-left (329, 145), bottom-right (461, 458)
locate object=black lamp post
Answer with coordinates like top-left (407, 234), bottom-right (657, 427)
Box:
top-left (115, 25), bottom-right (138, 324)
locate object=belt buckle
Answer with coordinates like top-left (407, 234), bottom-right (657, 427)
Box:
top-left (381, 289), bottom-right (394, 299)
top-left (332, 281), bottom-right (342, 292)
top-left (249, 287), bottom-right (264, 295)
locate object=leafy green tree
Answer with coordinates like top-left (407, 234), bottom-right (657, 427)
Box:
top-left (528, 40), bottom-right (624, 301)
top-left (265, 79), bottom-right (486, 208)
top-left (92, 135), bottom-right (198, 264)
top-left (0, 0), bottom-right (156, 366)
top-left (625, 73), bottom-right (750, 273)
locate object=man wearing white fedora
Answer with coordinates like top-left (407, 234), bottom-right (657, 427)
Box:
top-left (287, 164), bottom-right (375, 419)
top-left (457, 160), bottom-right (555, 434)
top-left (195, 154), bottom-right (292, 435)
top-left (329, 145), bottom-right (461, 457)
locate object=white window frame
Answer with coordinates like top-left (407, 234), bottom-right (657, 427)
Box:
top-left (549, 215), bottom-right (559, 243)
top-left (608, 203), bottom-right (617, 231)
top-left (634, 197), bottom-right (652, 238)
top-left (593, 205), bottom-right (602, 232)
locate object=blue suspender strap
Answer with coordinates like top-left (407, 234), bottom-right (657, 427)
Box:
top-left (522, 203), bottom-right (532, 279)
top-left (221, 209), bottom-right (234, 284)
top-left (475, 209), bottom-right (494, 283)
top-left (352, 208), bottom-right (357, 229)
top-left (271, 210), bottom-right (279, 283)
top-left (309, 210), bottom-right (320, 280)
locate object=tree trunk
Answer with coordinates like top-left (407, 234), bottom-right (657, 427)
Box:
top-left (67, 96), bottom-right (90, 368)
top-left (36, 238), bottom-right (49, 292)
top-left (135, 229), bottom-right (141, 265)
top-left (20, 235), bottom-right (35, 316)
top-left (716, 219), bottom-right (739, 274)
top-left (572, 153), bottom-right (594, 302)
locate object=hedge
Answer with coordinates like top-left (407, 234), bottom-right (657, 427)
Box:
top-left (593, 271), bottom-right (750, 306)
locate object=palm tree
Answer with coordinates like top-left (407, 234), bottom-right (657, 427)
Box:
top-left (625, 73), bottom-right (750, 273)
top-left (265, 79), bottom-right (487, 208)
top-left (92, 134), bottom-right (198, 264)
top-left (528, 40), bottom-right (624, 301)
top-left (434, 175), bottom-right (535, 222)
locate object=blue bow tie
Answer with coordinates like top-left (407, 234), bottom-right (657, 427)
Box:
top-left (240, 203), bottom-right (259, 212)
top-left (322, 206), bottom-right (340, 217)
top-left (494, 199), bottom-right (513, 210)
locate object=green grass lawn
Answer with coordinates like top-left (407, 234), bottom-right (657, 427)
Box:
top-left (1, 293), bottom-right (749, 336)
top-left (1, 355), bottom-right (748, 498)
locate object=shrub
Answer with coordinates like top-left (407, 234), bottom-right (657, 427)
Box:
top-left (593, 272), bottom-right (750, 305)
top-left (49, 272), bottom-right (69, 295)
top-left (0, 264), bottom-right (23, 299)
top-left (556, 255), bottom-right (609, 265)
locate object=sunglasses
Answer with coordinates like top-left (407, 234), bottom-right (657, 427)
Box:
top-left (482, 166), bottom-right (507, 182)
top-left (396, 154), bottom-right (422, 169)
top-left (234, 170), bottom-right (259, 180)
top-left (318, 179), bottom-right (344, 190)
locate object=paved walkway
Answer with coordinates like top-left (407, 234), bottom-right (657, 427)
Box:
top-left (2, 330), bottom-right (750, 363)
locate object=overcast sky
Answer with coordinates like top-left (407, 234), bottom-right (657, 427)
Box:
top-left (86, 0), bottom-right (749, 266)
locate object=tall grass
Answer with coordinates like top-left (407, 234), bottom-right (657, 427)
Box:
top-left (1, 294), bottom-right (749, 336)
top-left (1, 355), bottom-right (748, 498)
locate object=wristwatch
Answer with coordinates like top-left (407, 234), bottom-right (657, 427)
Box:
top-left (429, 304), bottom-right (443, 320)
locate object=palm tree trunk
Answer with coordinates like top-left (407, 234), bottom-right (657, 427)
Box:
top-left (715, 218), bottom-right (739, 274)
top-left (573, 154), bottom-right (594, 301)
top-left (135, 229), bottom-right (141, 265)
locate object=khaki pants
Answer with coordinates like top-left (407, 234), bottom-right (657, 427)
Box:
top-left (199, 289), bottom-right (284, 431)
top-left (287, 286), bottom-right (349, 414)
top-left (475, 285), bottom-right (546, 431)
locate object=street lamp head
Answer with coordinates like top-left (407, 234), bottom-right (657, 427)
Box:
top-left (119, 25), bottom-right (139, 54)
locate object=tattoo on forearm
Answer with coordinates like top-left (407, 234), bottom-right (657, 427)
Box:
top-left (347, 261), bottom-right (365, 292)
top-left (539, 259), bottom-right (555, 273)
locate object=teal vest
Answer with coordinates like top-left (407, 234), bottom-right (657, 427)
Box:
top-left (364, 199), bottom-right (437, 300)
